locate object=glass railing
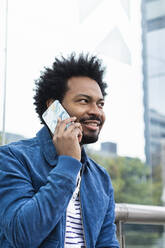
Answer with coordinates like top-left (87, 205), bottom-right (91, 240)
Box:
top-left (115, 204), bottom-right (165, 247)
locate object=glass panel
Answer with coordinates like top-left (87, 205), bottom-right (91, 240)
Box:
top-left (124, 223), bottom-right (165, 248)
top-left (142, 0), bottom-right (165, 205)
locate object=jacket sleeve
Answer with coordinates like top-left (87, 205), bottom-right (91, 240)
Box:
top-left (96, 188), bottom-right (120, 248)
top-left (0, 146), bottom-right (82, 248)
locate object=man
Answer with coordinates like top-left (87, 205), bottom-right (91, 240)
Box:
top-left (0, 53), bottom-right (119, 247)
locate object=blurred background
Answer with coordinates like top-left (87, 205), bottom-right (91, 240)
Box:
top-left (1, 0), bottom-right (165, 247)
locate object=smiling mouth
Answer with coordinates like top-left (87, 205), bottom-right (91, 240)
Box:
top-left (81, 121), bottom-right (101, 131)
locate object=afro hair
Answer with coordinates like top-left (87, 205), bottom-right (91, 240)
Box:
top-left (33, 53), bottom-right (107, 123)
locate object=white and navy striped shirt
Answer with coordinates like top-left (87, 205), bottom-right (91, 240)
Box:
top-left (65, 172), bottom-right (86, 248)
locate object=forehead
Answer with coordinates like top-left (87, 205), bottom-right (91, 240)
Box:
top-left (66, 76), bottom-right (103, 98)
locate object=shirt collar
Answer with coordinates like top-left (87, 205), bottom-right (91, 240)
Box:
top-left (36, 126), bottom-right (90, 168)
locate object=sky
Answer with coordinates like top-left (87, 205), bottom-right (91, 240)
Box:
top-left (0, 0), bottom-right (145, 160)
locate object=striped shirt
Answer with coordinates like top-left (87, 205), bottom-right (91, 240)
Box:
top-left (65, 172), bottom-right (86, 248)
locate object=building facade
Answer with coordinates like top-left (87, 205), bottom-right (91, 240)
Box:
top-left (142, 0), bottom-right (165, 170)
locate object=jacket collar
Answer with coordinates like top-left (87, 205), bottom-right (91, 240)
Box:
top-left (36, 126), bottom-right (90, 167)
top-left (36, 126), bottom-right (58, 166)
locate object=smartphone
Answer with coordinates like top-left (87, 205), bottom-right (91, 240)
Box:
top-left (42, 100), bottom-right (70, 134)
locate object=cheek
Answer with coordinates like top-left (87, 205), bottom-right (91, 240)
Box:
top-left (103, 114), bottom-right (106, 123)
top-left (66, 106), bottom-right (86, 118)
top-left (101, 112), bottom-right (106, 124)
top-left (66, 109), bottom-right (84, 119)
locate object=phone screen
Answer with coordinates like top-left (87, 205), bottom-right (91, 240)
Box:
top-left (42, 100), bottom-right (70, 134)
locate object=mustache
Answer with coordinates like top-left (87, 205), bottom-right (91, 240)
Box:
top-left (79, 115), bottom-right (102, 125)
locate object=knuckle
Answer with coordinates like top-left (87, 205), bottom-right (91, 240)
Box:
top-left (56, 134), bottom-right (61, 140)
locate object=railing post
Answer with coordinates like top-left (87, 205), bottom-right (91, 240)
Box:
top-left (116, 220), bottom-right (125, 248)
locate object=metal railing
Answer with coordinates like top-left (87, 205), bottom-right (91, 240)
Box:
top-left (115, 203), bottom-right (165, 247)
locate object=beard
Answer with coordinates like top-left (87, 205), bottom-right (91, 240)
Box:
top-left (79, 114), bottom-right (102, 145)
top-left (80, 133), bottom-right (99, 145)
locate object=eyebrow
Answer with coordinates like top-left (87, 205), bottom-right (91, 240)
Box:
top-left (75, 94), bottom-right (104, 101)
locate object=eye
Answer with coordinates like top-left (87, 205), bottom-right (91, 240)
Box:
top-left (79, 99), bottom-right (88, 103)
top-left (98, 102), bottom-right (104, 108)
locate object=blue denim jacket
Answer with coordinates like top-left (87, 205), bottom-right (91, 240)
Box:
top-left (0, 126), bottom-right (119, 248)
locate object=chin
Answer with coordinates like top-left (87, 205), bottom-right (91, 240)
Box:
top-left (80, 135), bottom-right (98, 145)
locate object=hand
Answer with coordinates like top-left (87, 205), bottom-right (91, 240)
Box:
top-left (52, 117), bottom-right (83, 161)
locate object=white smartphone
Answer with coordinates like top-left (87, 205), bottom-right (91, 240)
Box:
top-left (42, 100), bottom-right (70, 134)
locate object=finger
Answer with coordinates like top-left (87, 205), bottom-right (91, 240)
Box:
top-left (74, 126), bottom-right (83, 143)
top-left (65, 122), bottom-right (82, 133)
top-left (77, 123), bottom-right (83, 132)
top-left (73, 127), bottom-right (83, 143)
top-left (55, 116), bottom-right (77, 134)
top-left (69, 124), bottom-right (83, 138)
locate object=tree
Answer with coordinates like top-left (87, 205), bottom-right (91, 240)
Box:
top-left (87, 151), bottom-right (163, 205)
top-left (87, 151), bottom-right (164, 247)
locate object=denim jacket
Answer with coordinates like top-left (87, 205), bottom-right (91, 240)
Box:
top-left (0, 126), bottom-right (119, 248)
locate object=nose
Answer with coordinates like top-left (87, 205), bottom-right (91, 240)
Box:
top-left (88, 103), bottom-right (102, 117)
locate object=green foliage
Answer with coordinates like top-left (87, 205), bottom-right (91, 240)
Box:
top-left (124, 223), bottom-right (164, 248)
top-left (87, 151), bottom-right (163, 206)
top-left (152, 165), bottom-right (164, 205)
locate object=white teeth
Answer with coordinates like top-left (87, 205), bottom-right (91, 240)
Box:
top-left (85, 123), bottom-right (98, 126)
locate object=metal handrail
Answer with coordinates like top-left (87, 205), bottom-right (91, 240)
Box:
top-left (115, 203), bottom-right (165, 224)
top-left (115, 203), bottom-right (165, 247)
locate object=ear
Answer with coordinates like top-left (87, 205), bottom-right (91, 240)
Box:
top-left (46, 99), bottom-right (54, 108)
